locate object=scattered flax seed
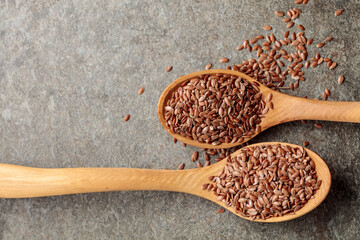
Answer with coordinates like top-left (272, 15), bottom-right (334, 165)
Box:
top-left (219, 58), bottom-right (229, 63)
top-left (329, 62), bottom-right (337, 70)
top-left (263, 41), bottom-right (271, 47)
top-left (287, 22), bottom-right (295, 28)
top-left (205, 64), bottom-right (212, 70)
top-left (182, 142), bottom-right (187, 147)
top-left (124, 114), bottom-right (130, 122)
top-left (338, 75), bottom-right (344, 85)
top-left (264, 25), bottom-right (272, 30)
top-left (322, 92), bottom-right (328, 100)
top-left (283, 17), bottom-right (291, 23)
top-left (173, 137), bottom-right (177, 143)
top-left (243, 40), bottom-right (249, 47)
top-left (303, 0), bottom-right (309, 3)
top-left (237, 45), bottom-right (244, 51)
top-left (298, 24), bottom-right (305, 31)
top-left (138, 87), bottom-right (145, 95)
top-left (294, 81), bottom-right (300, 89)
top-left (325, 88), bottom-right (330, 96)
top-left (191, 151), bottom-right (199, 162)
top-left (311, 62), bottom-right (318, 68)
top-left (197, 162), bottom-right (203, 168)
top-left (287, 10), bottom-right (293, 18)
top-left (316, 42), bottom-right (325, 48)
top-left (266, 93), bottom-right (273, 102)
top-left (269, 102), bottom-right (274, 110)
top-left (165, 65), bottom-right (173, 72)
top-left (204, 161), bottom-right (210, 167)
top-left (275, 11), bottom-right (285, 17)
top-left (204, 152), bottom-right (210, 161)
top-left (325, 36), bottom-right (333, 42)
top-left (270, 34), bottom-right (276, 42)
top-left (294, 8), bottom-right (302, 14)
top-left (304, 141), bottom-right (309, 146)
top-left (301, 120), bottom-right (307, 125)
top-left (289, 83), bottom-right (295, 91)
top-left (178, 163), bottom-right (185, 170)
top-left (216, 208), bottom-right (225, 214)
top-left (294, 0), bottom-right (303, 4)
top-left (250, 38), bottom-right (259, 44)
top-left (307, 39), bottom-right (313, 45)
top-left (314, 123), bottom-right (322, 129)
top-left (335, 9), bottom-right (344, 16)
top-left (215, 157), bottom-right (222, 162)
top-left (207, 150), bottom-right (217, 156)
top-left (291, 40), bottom-right (300, 47)
top-left (327, 61), bottom-right (333, 68)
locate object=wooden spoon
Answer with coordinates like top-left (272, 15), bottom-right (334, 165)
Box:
top-left (158, 69), bottom-right (360, 149)
top-left (0, 142), bottom-right (331, 222)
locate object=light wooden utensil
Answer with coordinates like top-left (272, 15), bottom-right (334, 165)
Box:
top-left (0, 142), bottom-right (331, 222)
top-left (158, 69), bottom-right (360, 149)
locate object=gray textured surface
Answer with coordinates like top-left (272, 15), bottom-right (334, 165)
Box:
top-left (0, 0), bottom-right (359, 239)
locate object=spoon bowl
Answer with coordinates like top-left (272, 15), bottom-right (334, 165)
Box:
top-left (196, 142), bottom-right (331, 222)
top-left (0, 142), bottom-right (331, 222)
top-left (158, 69), bottom-right (360, 148)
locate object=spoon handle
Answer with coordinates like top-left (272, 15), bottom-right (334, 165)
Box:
top-left (273, 94), bottom-right (360, 123)
top-left (0, 164), bottom-right (199, 198)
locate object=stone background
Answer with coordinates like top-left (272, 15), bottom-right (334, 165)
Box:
top-left (0, 0), bottom-right (359, 239)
